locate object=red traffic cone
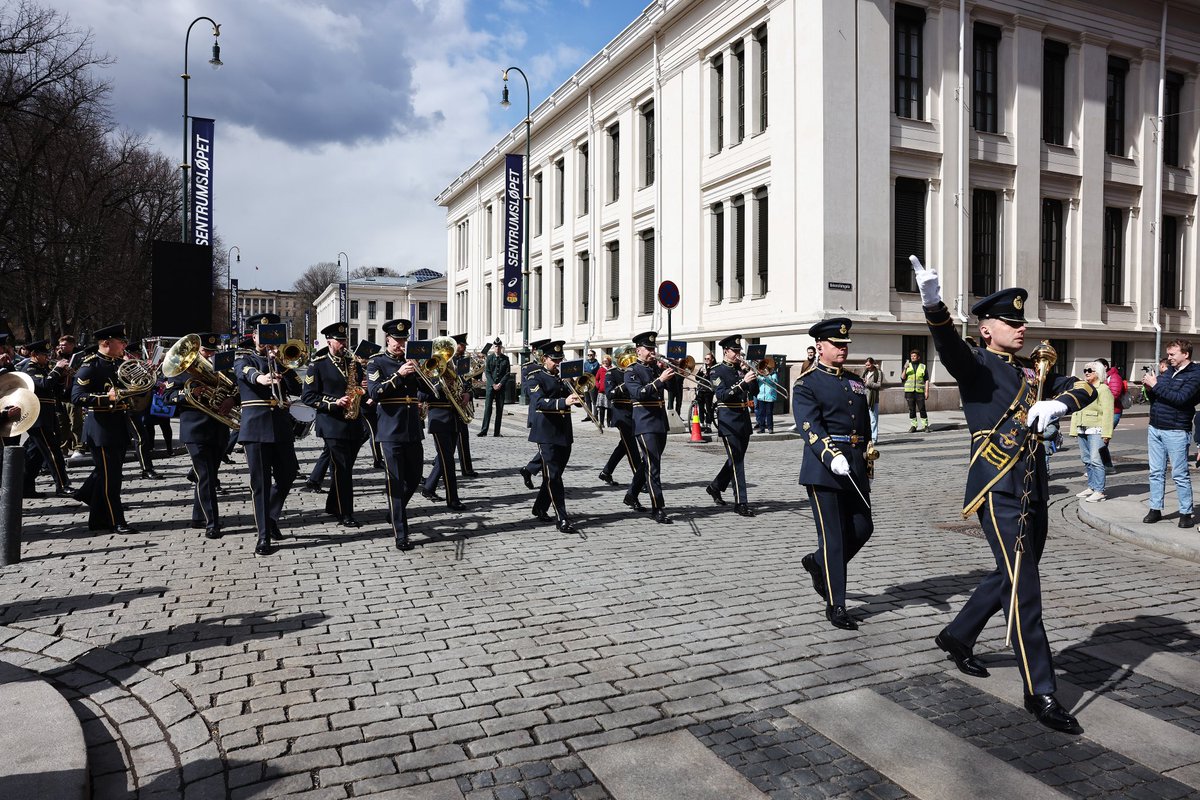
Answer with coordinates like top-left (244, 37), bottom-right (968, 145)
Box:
top-left (690, 402), bottom-right (706, 443)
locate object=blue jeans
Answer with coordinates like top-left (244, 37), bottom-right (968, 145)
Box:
top-left (868, 403), bottom-right (880, 441)
top-left (1147, 425), bottom-right (1193, 513)
top-left (755, 401), bottom-right (773, 432)
top-left (1076, 433), bottom-right (1106, 493)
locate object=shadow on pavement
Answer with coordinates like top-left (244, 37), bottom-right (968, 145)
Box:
top-left (0, 587), bottom-right (169, 627)
top-left (849, 569), bottom-right (992, 620)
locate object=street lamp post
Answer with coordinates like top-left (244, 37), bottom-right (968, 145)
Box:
top-left (501, 67), bottom-right (532, 384)
top-left (337, 251), bottom-right (350, 324)
top-left (181, 17), bottom-right (223, 242)
top-left (226, 245), bottom-right (240, 334)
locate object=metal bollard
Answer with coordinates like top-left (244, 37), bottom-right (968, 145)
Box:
top-left (0, 446), bottom-right (24, 565)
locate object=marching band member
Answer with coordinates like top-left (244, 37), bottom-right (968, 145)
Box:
top-left (354, 340), bottom-right (383, 468)
top-left (235, 314), bottom-right (302, 555)
top-left (163, 333), bottom-right (231, 539)
top-left (451, 333), bottom-right (478, 477)
top-left (21, 339), bottom-right (72, 497)
top-left (303, 322), bottom-right (365, 528)
top-left (792, 318), bottom-right (872, 630)
top-left (598, 348), bottom-right (641, 490)
top-left (69, 323), bottom-right (137, 533)
top-left (419, 345), bottom-right (468, 511)
top-left (367, 319), bottom-right (424, 550)
top-left (517, 339), bottom-right (551, 490)
top-left (705, 334), bottom-right (758, 516)
top-left (624, 331), bottom-right (674, 524)
top-left (524, 341), bottom-right (580, 532)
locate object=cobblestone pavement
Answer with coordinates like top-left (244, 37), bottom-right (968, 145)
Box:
top-left (1, 410), bottom-right (1197, 799)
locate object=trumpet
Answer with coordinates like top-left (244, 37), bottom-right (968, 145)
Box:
top-left (735, 354), bottom-right (790, 399)
top-left (651, 353), bottom-right (713, 392)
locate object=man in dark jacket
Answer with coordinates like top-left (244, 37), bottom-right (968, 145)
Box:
top-left (478, 339), bottom-right (511, 437)
top-left (1141, 339), bottom-right (1200, 526)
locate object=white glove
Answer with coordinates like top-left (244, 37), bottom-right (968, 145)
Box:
top-left (910, 255), bottom-right (942, 308)
top-left (830, 454), bottom-right (851, 476)
top-left (1026, 399), bottom-right (1068, 433)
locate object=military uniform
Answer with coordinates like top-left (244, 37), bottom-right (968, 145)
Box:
top-left (706, 335), bottom-right (757, 515)
top-left (163, 332), bottom-right (229, 538)
top-left (517, 339), bottom-right (551, 490)
top-left (236, 314), bottom-right (303, 554)
top-left (623, 331), bottom-right (672, 523)
top-left (451, 334), bottom-right (476, 476)
top-left (524, 342), bottom-right (577, 532)
top-left (354, 340), bottom-right (383, 468)
top-left (478, 339), bottom-right (511, 436)
top-left (922, 285), bottom-right (1094, 731)
top-left (302, 323), bottom-right (365, 527)
top-left (21, 340), bottom-right (71, 496)
top-left (368, 319), bottom-right (425, 550)
top-left (792, 319), bottom-right (872, 630)
top-left (69, 324), bottom-right (136, 532)
top-left (420, 366), bottom-right (467, 510)
top-left (599, 363), bottom-right (642, 489)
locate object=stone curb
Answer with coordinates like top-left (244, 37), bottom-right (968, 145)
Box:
top-left (0, 659), bottom-right (89, 800)
top-left (1076, 494), bottom-right (1200, 564)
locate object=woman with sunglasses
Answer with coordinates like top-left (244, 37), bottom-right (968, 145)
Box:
top-left (1072, 361), bottom-right (1115, 501)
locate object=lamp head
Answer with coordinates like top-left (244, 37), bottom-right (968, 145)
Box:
top-left (235, 252), bottom-right (240, 262)
top-left (209, 40), bottom-right (222, 70)
top-left (501, 81), bottom-right (510, 108)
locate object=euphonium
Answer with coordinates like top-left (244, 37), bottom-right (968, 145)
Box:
top-left (162, 334), bottom-right (241, 429)
top-left (418, 336), bottom-right (473, 424)
top-left (612, 343), bottom-right (639, 369)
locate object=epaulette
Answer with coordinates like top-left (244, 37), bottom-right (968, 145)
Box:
top-left (311, 346), bottom-right (329, 359)
top-left (367, 351), bottom-right (389, 362)
top-left (81, 353), bottom-right (99, 364)
top-left (310, 353), bottom-right (328, 363)
top-left (234, 348), bottom-right (256, 357)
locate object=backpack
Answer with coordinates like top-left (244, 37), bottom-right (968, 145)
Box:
top-left (1117, 380), bottom-right (1134, 410)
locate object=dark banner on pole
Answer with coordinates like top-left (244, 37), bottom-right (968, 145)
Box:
top-left (338, 282), bottom-right (347, 322)
top-left (229, 278), bottom-right (239, 334)
top-left (502, 153), bottom-right (524, 310)
top-left (190, 117), bottom-right (215, 246)
top-left (304, 310), bottom-right (311, 344)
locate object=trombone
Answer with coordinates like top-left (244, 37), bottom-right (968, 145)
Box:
top-left (563, 371), bottom-right (604, 433)
top-left (736, 354), bottom-right (790, 399)
top-left (265, 338), bottom-right (307, 409)
top-left (651, 353), bottom-right (714, 392)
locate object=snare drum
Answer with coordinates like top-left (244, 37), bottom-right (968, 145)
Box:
top-left (288, 405), bottom-right (316, 440)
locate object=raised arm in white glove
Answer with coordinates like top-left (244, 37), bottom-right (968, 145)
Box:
top-left (909, 255), bottom-right (942, 308)
top-left (830, 454), bottom-right (851, 476)
top-left (1026, 399), bottom-right (1068, 433)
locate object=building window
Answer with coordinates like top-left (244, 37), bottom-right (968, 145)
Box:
top-left (351, 328), bottom-right (360, 347)
top-left (579, 250), bottom-right (590, 323)
top-left (733, 196), bottom-right (746, 301)
top-left (894, 177), bottom-right (926, 293)
top-left (367, 300), bottom-right (377, 320)
top-left (607, 123), bottom-right (620, 203)
top-left (1106, 56), bottom-right (1128, 156)
top-left (485, 282), bottom-right (493, 335)
top-left (973, 23), bottom-right (1000, 134)
top-left (640, 229), bottom-right (656, 316)
top-left (1043, 40), bottom-right (1068, 145)
top-left (1040, 198), bottom-right (1064, 302)
top-left (732, 42), bottom-right (745, 144)
top-left (971, 189), bottom-right (998, 296)
top-left (1103, 206), bottom-right (1124, 304)
top-left (901, 334), bottom-right (928, 364)
top-left (712, 203), bottom-right (725, 303)
top-left (1162, 215), bottom-right (1180, 309)
top-left (485, 204), bottom-right (494, 258)
top-left (533, 172), bottom-right (543, 236)
top-left (367, 328), bottom-right (377, 343)
top-left (640, 102), bottom-right (655, 187)
top-left (1165, 71), bottom-right (1184, 167)
top-left (350, 299), bottom-right (360, 319)
top-left (418, 301), bottom-right (429, 321)
top-left (578, 144), bottom-right (589, 215)
top-left (456, 218), bottom-right (470, 271)
top-left (894, 4), bottom-right (924, 120)
top-left (606, 241), bottom-right (620, 320)
top-left (756, 26), bottom-right (768, 132)
top-left (385, 301), bottom-right (394, 319)
top-left (754, 187), bottom-right (768, 296)
top-left (439, 302), bottom-right (447, 321)
top-left (554, 158), bottom-right (565, 226)
top-left (418, 328), bottom-right (428, 340)
top-left (532, 265), bottom-right (542, 329)
top-left (554, 259), bottom-right (565, 326)
top-left (712, 54), bottom-right (724, 153)
top-left (1110, 341), bottom-right (1129, 379)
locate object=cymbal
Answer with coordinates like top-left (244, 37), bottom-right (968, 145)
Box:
top-left (0, 382), bottom-right (40, 438)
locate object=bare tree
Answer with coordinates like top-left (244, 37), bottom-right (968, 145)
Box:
top-left (292, 261), bottom-right (342, 316)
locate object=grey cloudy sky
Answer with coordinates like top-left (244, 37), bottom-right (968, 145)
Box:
top-left (49, 0), bottom-right (646, 290)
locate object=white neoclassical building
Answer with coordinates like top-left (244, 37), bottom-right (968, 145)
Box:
top-left (313, 270), bottom-right (448, 349)
top-left (438, 0), bottom-right (1200, 385)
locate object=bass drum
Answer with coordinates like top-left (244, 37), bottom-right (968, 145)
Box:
top-left (288, 405), bottom-right (316, 440)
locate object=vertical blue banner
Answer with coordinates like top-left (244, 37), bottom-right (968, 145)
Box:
top-left (229, 278), bottom-right (239, 334)
top-left (502, 153), bottom-right (524, 310)
top-left (304, 309), bottom-right (311, 345)
top-left (190, 117), bottom-right (215, 246)
top-left (338, 282), bottom-right (347, 322)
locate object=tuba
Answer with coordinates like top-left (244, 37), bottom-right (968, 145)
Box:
top-left (612, 343), bottom-right (639, 369)
top-left (162, 334), bottom-right (241, 429)
top-left (0, 372), bottom-right (40, 438)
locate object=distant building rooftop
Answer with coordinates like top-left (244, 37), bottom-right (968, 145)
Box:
top-left (348, 269), bottom-right (444, 288)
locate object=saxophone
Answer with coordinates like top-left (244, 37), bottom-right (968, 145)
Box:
top-left (344, 355), bottom-right (365, 420)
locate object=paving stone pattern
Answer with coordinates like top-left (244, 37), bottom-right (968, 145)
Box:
top-left (1, 417), bottom-right (1198, 798)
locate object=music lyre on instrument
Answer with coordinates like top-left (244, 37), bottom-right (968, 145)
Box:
top-left (559, 359), bottom-right (604, 433)
top-left (162, 334), bottom-right (241, 429)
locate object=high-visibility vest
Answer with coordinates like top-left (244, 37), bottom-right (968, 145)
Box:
top-left (903, 362), bottom-right (927, 393)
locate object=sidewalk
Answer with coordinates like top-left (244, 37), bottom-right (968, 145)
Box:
top-left (1077, 488), bottom-right (1200, 564)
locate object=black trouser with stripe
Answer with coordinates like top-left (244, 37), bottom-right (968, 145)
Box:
top-left (456, 420), bottom-right (474, 474)
top-left (243, 441), bottom-right (299, 540)
top-left (805, 485), bottom-right (873, 607)
top-left (602, 423), bottom-right (640, 479)
top-left (533, 443), bottom-right (571, 521)
top-left (382, 442), bottom-right (422, 542)
top-left (78, 444), bottom-right (126, 530)
top-left (323, 437), bottom-right (362, 519)
top-left (185, 440), bottom-right (221, 529)
top-left (24, 424), bottom-right (70, 493)
top-left (713, 432), bottom-right (750, 504)
top-left (636, 433), bottom-right (667, 510)
top-left (945, 491), bottom-right (1055, 697)
top-left (308, 443), bottom-right (330, 485)
top-left (423, 430), bottom-right (459, 502)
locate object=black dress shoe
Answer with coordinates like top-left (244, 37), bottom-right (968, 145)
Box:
top-left (462, 471), bottom-right (480, 478)
top-left (598, 471), bottom-right (616, 485)
top-left (395, 537), bottom-right (413, 551)
top-left (55, 487), bottom-right (74, 498)
top-left (372, 460), bottom-right (383, 469)
top-left (623, 494), bottom-right (647, 513)
top-left (1180, 514), bottom-right (1194, 528)
top-left (935, 630), bottom-right (989, 678)
top-left (301, 482), bottom-right (324, 494)
top-left (190, 521), bottom-right (206, 530)
top-left (1024, 693), bottom-right (1082, 734)
top-left (518, 467), bottom-right (534, 490)
top-left (268, 520), bottom-right (286, 541)
top-left (734, 503), bottom-right (755, 517)
top-left (653, 509), bottom-right (673, 524)
top-left (255, 537), bottom-right (274, 556)
top-left (70, 488), bottom-right (87, 504)
top-left (1143, 509), bottom-right (1163, 523)
top-left (826, 605), bottom-right (858, 630)
top-left (533, 509), bottom-right (553, 523)
top-left (447, 501), bottom-right (467, 511)
top-left (112, 524), bottom-right (138, 534)
top-left (341, 516), bottom-right (361, 528)
top-left (801, 554), bottom-right (828, 601)
top-left (421, 488), bottom-right (443, 502)
top-left (204, 527), bottom-right (222, 540)
top-left (186, 470), bottom-right (197, 484)
top-left (494, 432), bottom-right (503, 437)
top-left (705, 484), bottom-right (726, 506)
top-left (556, 519), bottom-right (577, 533)
top-left (221, 456), bottom-right (235, 465)
top-left (477, 431), bottom-right (487, 437)
top-left (141, 470), bottom-right (160, 480)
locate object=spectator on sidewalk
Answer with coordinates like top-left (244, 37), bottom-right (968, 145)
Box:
top-left (1095, 357), bottom-right (1124, 475)
top-left (902, 349), bottom-right (930, 432)
top-left (1073, 361), bottom-right (1115, 502)
top-left (754, 363), bottom-right (779, 433)
top-left (1141, 339), bottom-right (1200, 527)
top-left (695, 352), bottom-right (716, 433)
top-left (862, 357), bottom-right (882, 442)
top-left (595, 355), bottom-right (611, 430)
